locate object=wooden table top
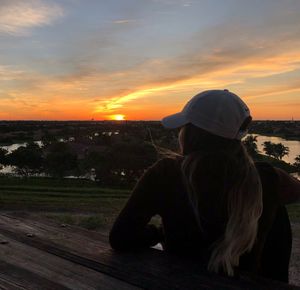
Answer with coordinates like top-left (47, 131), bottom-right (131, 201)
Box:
top-left (0, 213), bottom-right (298, 290)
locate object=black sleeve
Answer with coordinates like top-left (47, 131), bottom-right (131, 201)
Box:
top-left (109, 159), bottom-right (166, 251)
top-left (275, 167), bottom-right (300, 204)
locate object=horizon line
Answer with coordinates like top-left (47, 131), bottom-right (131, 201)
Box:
top-left (0, 119), bottom-right (299, 122)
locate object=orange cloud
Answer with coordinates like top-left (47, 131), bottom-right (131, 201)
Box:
top-left (90, 49), bottom-right (300, 120)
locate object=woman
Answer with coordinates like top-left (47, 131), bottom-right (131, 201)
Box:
top-left (109, 89), bottom-right (300, 282)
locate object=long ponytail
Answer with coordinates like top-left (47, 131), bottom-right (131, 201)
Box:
top-left (181, 125), bottom-right (263, 276)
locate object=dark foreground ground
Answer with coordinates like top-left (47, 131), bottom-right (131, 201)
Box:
top-left (0, 176), bottom-right (299, 286)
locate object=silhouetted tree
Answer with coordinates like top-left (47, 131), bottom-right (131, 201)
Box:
top-left (0, 148), bottom-right (8, 168)
top-left (294, 155), bottom-right (300, 173)
top-left (44, 142), bottom-right (78, 178)
top-left (109, 142), bottom-right (157, 186)
top-left (7, 142), bottom-right (43, 176)
top-left (41, 131), bottom-right (57, 146)
top-left (263, 141), bottom-right (274, 157)
top-left (243, 135), bottom-right (258, 157)
top-left (274, 143), bottom-right (289, 160)
top-left (80, 150), bottom-right (112, 182)
top-left (263, 141), bottom-right (289, 160)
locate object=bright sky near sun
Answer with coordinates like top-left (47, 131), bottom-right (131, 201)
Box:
top-left (0, 0), bottom-right (300, 120)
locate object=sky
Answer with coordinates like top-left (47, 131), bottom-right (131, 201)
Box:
top-left (0, 0), bottom-right (300, 121)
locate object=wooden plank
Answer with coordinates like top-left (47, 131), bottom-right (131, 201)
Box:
top-left (0, 215), bottom-right (175, 289)
top-left (0, 260), bottom-right (69, 290)
top-left (0, 278), bottom-right (26, 290)
top-left (0, 233), bottom-right (141, 290)
top-left (0, 214), bottom-right (298, 290)
top-left (0, 215), bottom-right (216, 290)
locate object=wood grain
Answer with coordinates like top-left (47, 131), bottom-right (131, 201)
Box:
top-left (0, 213), bottom-right (298, 290)
top-left (0, 233), bottom-right (140, 290)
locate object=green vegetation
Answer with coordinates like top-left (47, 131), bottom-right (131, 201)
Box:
top-left (294, 155), bottom-right (300, 173)
top-left (286, 204), bottom-right (300, 222)
top-left (254, 154), bottom-right (296, 173)
top-left (0, 176), bottom-right (299, 236)
top-left (0, 176), bottom-right (98, 188)
top-left (0, 177), bottom-right (130, 211)
top-left (0, 176), bottom-right (130, 232)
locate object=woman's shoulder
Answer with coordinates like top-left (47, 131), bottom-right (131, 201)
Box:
top-left (254, 161), bottom-right (279, 182)
top-left (147, 156), bottom-right (183, 178)
top-left (152, 156), bottom-right (183, 169)
top-left (254, 161), bottom-right (275, 171)
top-left (254, 161), bottom-right (300, 204)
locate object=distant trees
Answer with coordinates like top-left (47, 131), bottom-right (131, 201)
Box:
top-left (7, 142), bottom-right (43, 176)
top-left (243, 135), bottom-right (259, 157)
top-left (80, 150), bottom-right (112, 184)
top-left (262, 141), bottom-right (274, 157)
top-left (0, 122), bottom-right (299, 184)
top-left (263, 141), bottom-right (289, 160)
top-left (41, 131), bottom-right (57, 146)
top-left (294, 155), bottom-right (300, 173)
top-left (0, 148), bottom-right (8, 168)
top-left (1, 141), bottom-right (79, 178)
top-left (80, 142), bottom-right (157, 186)
top-left (109, 142), bottom-right (157, 185)
top-left (44, 142), bottom-right (78, 178)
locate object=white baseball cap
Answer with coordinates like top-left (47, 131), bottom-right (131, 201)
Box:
top-left (161, 89), bottom-right (251, 140)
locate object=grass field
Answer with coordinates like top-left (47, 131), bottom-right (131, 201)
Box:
top-left (0, 176), bottom-right (299, 233)
top-left (0, 176), bottom-right (131, 232)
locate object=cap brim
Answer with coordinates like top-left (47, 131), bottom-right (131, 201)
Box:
top-left (161, 112), bottom-right (188, 129)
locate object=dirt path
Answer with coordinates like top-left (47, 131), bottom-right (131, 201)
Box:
top-left (290, 222), bottom-right (300, 286)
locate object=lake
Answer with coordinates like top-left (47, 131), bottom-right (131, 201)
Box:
top-left (1, 141), bottom-right (43, 153)
top-left (253, 135), bottom-right (300, 164)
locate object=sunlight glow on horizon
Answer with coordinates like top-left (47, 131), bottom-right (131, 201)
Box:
top-left (110, 114), bottom-right (126, 121)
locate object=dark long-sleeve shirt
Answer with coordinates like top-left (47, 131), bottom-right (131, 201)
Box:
top-left (109, 157), bottom-right (300, 256)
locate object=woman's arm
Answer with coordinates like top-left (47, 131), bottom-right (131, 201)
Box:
top-left (109, 160), bottom-right (165, 251)
top-left (275, 168), bottom-right (300, 204)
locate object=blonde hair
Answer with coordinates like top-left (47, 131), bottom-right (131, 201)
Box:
top-left (180, 124), bottom-right (263, 276)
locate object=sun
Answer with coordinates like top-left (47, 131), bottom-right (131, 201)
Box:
top-left (111, 114), bottom-right (125, 121)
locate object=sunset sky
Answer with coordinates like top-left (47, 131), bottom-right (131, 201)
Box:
top-left (0, 0), bottom-right (300, 120)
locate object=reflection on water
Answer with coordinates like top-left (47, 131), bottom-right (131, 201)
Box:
top-left (0, 165), bottom-right (16, 174)
top-left (1, 141), bottom-right (43, 153)
top-left (2, 143), bottom-right (26, 153)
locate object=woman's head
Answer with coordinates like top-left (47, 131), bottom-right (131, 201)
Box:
top-left (162, 89), bottom-right (251, 140)
top-left (162, 90), bottom-right (262, 277)
top-left (178, 113), bottom-right (252, 155)
top-left (178, 123), bottom-right (241, 156)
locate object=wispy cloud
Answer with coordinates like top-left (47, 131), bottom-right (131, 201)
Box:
top-left (0, 0), bottom-right (63, 36)
top-left (0, 65), bottom-right (25, 81)
top-left (92, 7), bottom-right (300, 114)
top-left (112, 19), bottom-right (137, 24)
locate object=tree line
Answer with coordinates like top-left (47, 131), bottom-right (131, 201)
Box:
top-left (0, 140), bottom-right (158, 187)
top-left (0, 135), bottom-right (299, 187)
